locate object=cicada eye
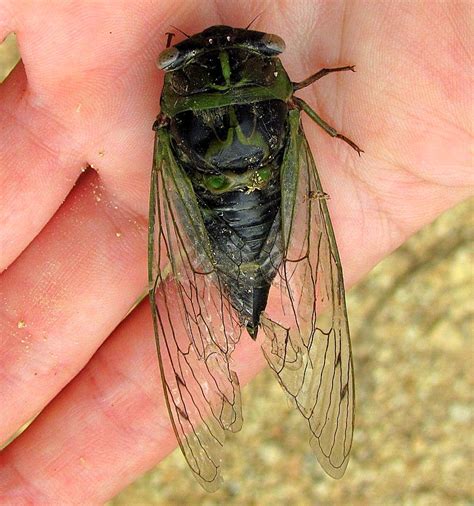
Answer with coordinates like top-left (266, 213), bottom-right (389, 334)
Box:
top-left (261, 33), bottom-right (286, 54)
top-left (157, 47), bottom-right (181, 70)
top-left (158, 47), bottom-right (201, 71)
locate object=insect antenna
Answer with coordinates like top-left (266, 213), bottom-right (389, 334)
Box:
top-left (165, 32), bottom-right (175, 48)
top-left (170, 25), bottom-right (190, 38)
top-left (245, 12), bottom-right (263, 29)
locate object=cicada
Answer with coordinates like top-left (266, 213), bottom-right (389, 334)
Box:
top-left (149, 25), bottom-right (362, 491)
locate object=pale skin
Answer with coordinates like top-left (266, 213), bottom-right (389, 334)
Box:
top-left (0, 0), bottom-right (472, 502)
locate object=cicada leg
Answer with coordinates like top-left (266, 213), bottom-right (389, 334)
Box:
top-left (293, 96), bottom-right (363, 155)
top-left (293, 65), bottom-right (356, 91)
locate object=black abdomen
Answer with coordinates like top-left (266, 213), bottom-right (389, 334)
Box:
top-left (195, 175), bottom-right (282, 337)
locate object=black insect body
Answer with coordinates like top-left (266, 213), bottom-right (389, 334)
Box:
top-left (149, 25), bottom-right (361, 491)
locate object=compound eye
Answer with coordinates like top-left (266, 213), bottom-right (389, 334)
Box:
top-left (261, 33), bottom-right (286, 54)
top-left (157, 47), bottom-right (181, 70)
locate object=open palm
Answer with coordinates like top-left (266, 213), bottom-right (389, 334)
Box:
top-left (0, 1), bottom-right (471, 502)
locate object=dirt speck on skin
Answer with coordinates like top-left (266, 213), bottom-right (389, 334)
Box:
top-left (109, 200), bottom-right (473, 505)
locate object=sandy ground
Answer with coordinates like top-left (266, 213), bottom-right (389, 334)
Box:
top-left (1, 34), bottom-right (472, 506)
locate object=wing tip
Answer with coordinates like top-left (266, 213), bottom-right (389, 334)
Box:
top-left (194, 472), bottom-right (224, 493)
top-left (310, 437), bottom-right (351, 479)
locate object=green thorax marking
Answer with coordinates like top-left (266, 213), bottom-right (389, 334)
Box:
top-left (204, 106), bottom-right (270, 165)
top-left (219, 50), bottom-right (232, 87)
top-left (161, 58), bottom-right (292, 116)
top-left (208, 51), bottom-right (241, 91)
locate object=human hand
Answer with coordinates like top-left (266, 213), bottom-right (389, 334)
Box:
top-left (0, 1), bottom-right (472, 502)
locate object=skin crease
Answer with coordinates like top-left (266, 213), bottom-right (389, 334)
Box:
top-left (0, 0), bottom-right (472, 502)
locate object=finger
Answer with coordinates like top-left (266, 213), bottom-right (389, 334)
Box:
top-left (0, 0), bottom-right (207, 270)
top-left (0, 2), bottom-right (159, 271)
top-left (0, 2), bottom-right (162, 271)
top-left (0, 300), bottom-right (266, 503)
top-left (0, 170), bottom-right (148, 443)
top-left (0, 58), bottom-right (83, 270)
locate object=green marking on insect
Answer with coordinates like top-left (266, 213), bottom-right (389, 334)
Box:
top-left (149, 24), bottom-right (362, 492)
top-left (206, 174), bottom-right (228, 191)
top-left (219, 50), bottom-right (232, 85)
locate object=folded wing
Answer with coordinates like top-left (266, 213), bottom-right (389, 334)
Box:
top-left (261, 110), bottom-right (354, 478)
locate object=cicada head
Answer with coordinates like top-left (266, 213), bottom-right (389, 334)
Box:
top-left (157, 25), bottom-right (285, 71)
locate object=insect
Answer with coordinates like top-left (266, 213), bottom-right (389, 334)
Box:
top-left (148, 24), bottom-right (362, 491)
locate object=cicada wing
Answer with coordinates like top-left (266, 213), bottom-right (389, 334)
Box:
top-left (261, 109), bottom-right (354, 478)
top-left (149, 128), bottom-right (243, 491)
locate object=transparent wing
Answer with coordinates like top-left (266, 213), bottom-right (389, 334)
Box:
top-left (261, 109), bottom-right (354, 478)
top-left (148, 127), bottom-right (243, 491)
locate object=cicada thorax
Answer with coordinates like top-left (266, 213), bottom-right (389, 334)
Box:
top-left (169, 100), bottom-right (288, 172)
top-left (163, 37), bottom-right (291, 338)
